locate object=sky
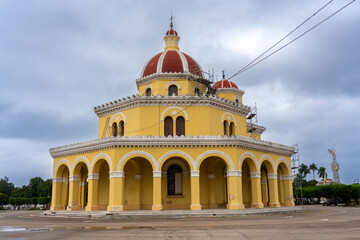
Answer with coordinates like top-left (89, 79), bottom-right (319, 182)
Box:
top-left (0, 0), bottom-right (359, 186)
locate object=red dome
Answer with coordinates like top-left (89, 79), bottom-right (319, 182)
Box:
top-left (166, 29), bottom-right (178, 36)
top-left (212, 79), bottom-right (238, 89)
top-left (141, 50), bottom-right (203, 78)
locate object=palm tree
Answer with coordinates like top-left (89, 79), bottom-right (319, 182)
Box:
top-left (318, 167), bottom-right (327, 180)
top-left (299, 164), bottom-right (310, 181)
top-left (309, 163), bottom-right (318, 180)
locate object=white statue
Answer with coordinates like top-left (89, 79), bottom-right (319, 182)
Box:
top-left (328, 148), bottom-right (340, 184)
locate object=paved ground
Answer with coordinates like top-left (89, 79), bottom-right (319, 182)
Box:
top-left (1, 205), bottom-right (360, 239)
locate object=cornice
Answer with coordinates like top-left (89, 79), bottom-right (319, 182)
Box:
top-left (215, 87), bottom-right (245, 96)
top-left (49, 135), bottom-right (295, 158)
top-left (247, 123), bottom-right (266, 134)
top-left (94, 94), bottom-right (251, 117)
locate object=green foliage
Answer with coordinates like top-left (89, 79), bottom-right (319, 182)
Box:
top-left (309, 163), bottom-right (318, 180)
top-left (318, 167), bottom-right (327, 180)
top-left (38, 197), bottom-right (51, 205)
top-left (31, 197), bottom-right (38, 206)
top-left (0, 193), bottom-right (9, 208)
top-left (0, 176), bottom-right (15, 196)
top-left (299, 164), bottom-right (311, 181)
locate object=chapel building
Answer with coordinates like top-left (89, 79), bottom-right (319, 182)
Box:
top-left (50, 22), bottom-right (295, 211)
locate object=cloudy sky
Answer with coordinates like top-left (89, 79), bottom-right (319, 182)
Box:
top-left (0, 0), bottom-right (359, 186)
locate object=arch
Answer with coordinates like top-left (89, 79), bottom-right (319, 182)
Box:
top-left (54, 159), bottom-right (71, 177)
top-left (195, 150), bottom-right (234, 170)
top-left (167, 164), bottom-right (183, 195)
top-left (164, 116), bottom-right (173, 136)
top-left (161, 106), bottom-right (189, 122)
top-left (221, 112), bottom-right (237, 127)
top-left (119, 120), bottom-right (125, 136)
top-left (176, 116), bottom-right (185, 136)
top-left (162, 159), bottom-right (189, 172)
top-left (229, 122), bottom-right (235, 136)
top-left (239, 152), bottom-right (258, 172)
top-left (90, 153), bottom-right (113, 174)
top-left (112, 122), bottom-right (118, 137)
top-left (194, 87), bottom-right (200, 96)
top-left (158, 150), bottom-right (195, 171)
top-left (276, 158), bottom-right (291, 175)
top-left (168, 85), bottom-right (178, 96)
top-left (118, 151), bottom-right (156, 172)
top-left (223, 120), bottom-right (228, 136)
top-left (258, 155), bottom-right (275, 174)
top-left (110, 112), bottom-right (126, 125)
top-left (142, 85), bottom-right (153, 96)
top-left (71, 156), bottom-right (90, 176)
top-left (234, 96), bottom-right (241, 104)
top-left (165, 81), bottom-right (181, 91)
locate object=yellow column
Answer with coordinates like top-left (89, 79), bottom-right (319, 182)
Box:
top-left (152, 171), bottom-right (162, 211)
top-left (268, 174), bottom-right (281, 207)
top-left (190, 170), bottom-right (201, 210)
top-left (278, 178), bottom-right (285, 205)
top-left (226, 171), bottom-right (241, 209)
top-left (50, 177), bottom-right (65, 210)
top-left (237, 171), bottom-right (244, 209)
top-left (107, 171), bottom-right (125, 211)
top-left (283, 175), bottom-right (295, 207)
top-left (134, 174), bottom-right (142, 209)
top-left (250, 172), bottom-right (264, 208)
top-left (208, 174), bottom-right (216, 208)
top-left (86, 174), bottom-right (99, 211)
top-left (67, 175), bottom-right (80, 211)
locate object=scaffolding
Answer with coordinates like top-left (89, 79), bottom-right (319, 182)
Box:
top-left (291, 144), bottom-right (303, 209)
top-left (246, 103), bottom-right (258, 138)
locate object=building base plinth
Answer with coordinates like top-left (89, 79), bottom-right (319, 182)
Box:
top-left (107, 205), bottom-right (124, 211)
top-left (251, 203), bottom-right (264, 209)
top-left (50, 205), bottom-right (65, 211)
top-left (152, 205), bottom-right (163, 211)
top-left (227, 204), bottom-right (244, 210)
top-left (66, 205), bottom-right (81, 211)
top-left (190, 204), bottom-right (202, 210)
top-left (85, 205), bottom-right (99, 211)
top-left (269, 203), bottom-right (281, 208)
top-left (282, 202), bottom-right (295, 207)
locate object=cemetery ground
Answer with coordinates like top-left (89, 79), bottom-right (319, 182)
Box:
top-left (1, 205), bottom-right (360, 239)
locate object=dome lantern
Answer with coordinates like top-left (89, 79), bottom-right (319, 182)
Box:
top-left (164, 20), bottom-right (180, 51)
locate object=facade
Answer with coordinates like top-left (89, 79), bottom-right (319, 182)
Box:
top-left (50, 22), bottom-right (295, 212)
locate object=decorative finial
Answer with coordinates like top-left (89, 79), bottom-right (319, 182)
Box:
top-left (222, 70), bottom-right (225, 79)
top-left (170, 11), bottom-right (174, 28)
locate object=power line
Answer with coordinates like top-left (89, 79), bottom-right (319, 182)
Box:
top-left (228, 0), bottom-right (355, 80)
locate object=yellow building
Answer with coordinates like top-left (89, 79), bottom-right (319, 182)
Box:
top-left (50, 22), bottom-right (295, 212)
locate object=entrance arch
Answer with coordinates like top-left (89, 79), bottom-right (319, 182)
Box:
top-left (123, 157), bottom-right (153, 210)
top-left (240, 158), bottom-right (257, 208)
top-left (277, 162), bottom-right (291, 206)
top-left (70, 161), bottom-right (89, 210)
top-left (52, 164), bottom-right (70, 210)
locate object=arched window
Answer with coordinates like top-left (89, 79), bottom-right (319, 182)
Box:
top-left (119, 121), bottom-right (124, 136)
top-left (223, 120), bottom-right (228, 136)
top-left (167, 165), bottom-right (183, 195)
top-left (229, 122), bottom-right (234, 136)
top-left (176, 116), bottom-right (185, 136)
top-left (235, 99), bottom-right (239, 104)
top-left (145, 88), bottom-right (152, 96)
top-left (112, 122), bottom-right (118, 137)
top-left (194, 88), bottom-right (200, 96)
top-left (164, 116), bottom-right (173, 136)
top-left (168, 85), bottom-right (178, 96)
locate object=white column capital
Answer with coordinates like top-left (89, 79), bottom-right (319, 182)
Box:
top-left (267, 173), bottom-right (278, 179)
top-left (279, 175), bottom-right (293, 181)
top-left (250, 172), bottom-right (261, 179)
top-left (227, 170), bottom-right (241, 177)
top-left (88, 174), bottom-right (99, 180)
top-left (153, 171), bottom-right (162, 178)
top-left (109, 171), bottom-right (125, 178)
top-left (52, 177), bottom-right (66, 183)
top-left (191, 170), bottom-right (200, 177)
top-left (69, 175), bottom-right (80, 182)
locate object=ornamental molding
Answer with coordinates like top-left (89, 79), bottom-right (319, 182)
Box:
top-left (136, 73), bottom-right (211, 88)
top-left (49, 135), bottom-right (294, 159)
top-left (250, 172), bottom-right (261, 179)
top-left (227, 170), bottom-right (241, 177)
top-left (267, 174), bottom-right (278, 179)
top-left (69, 175), bottom-right (80, 182)
top-left (279, 175), bottom-right (293, 181)
top-left (93, 93), bottom-right (251, 118)
top-left (153, 171), bottom-right (162, 178)
top-left (109, 171), bottom-right (125, 178)
top-left (191, 170), bottom-right (200, 177)
top-left (53, 177), bottom-right (66, 183)
top-left (88, 174), bottom-right (99, 180)
top-left (215, 87), bottom-right (245, 96)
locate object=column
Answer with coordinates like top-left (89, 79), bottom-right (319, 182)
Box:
top-left (134, 174), bottom-right (142, 209)
top-left (67, 175), bottom-right (80, 211)
top-left (190, 170), bottom-right (201, 210)
top-left (226, 170), bottom-right (241, 209)
top-left (152, 171), bottom-right (162, 211)
top-left (267, 174), bottom-right (280, 207)
top-left (50, 177), bottom-right (65, 210)
top-left (282, 175), bottom-right (295, 207)
top-left (86, 174), bottom-right (99, 211)
top-left (107, 171), bottom-right (125, 211)
top-left (250, 172), bottom-right (264, 208)
top-left (237, 171), bottom-right (244, 209)
top-left (208, 174), bottom-right (216, 208)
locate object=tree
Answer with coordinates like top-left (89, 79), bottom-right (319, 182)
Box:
top-left (318, 167), bottom-right (327, 180)
top-left (0, 176), bottom-right (15, 196)
top-left (309, 163), bottom-right (318, 180)
top-left (0, 193), bottom-right (8, 209)
top-left (299, 164), bottom-right (310, 181)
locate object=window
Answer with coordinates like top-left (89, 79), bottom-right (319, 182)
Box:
top-left (168, 85), bottom-right (178, 96)
top-left (164, 117), bottom-right (173, 136)
top-left (235, 99), bottom-right (239, 104)
top-left (112, 122), bottom-right (118, 137)
top-left (119, 121), bottom-right (124, 136)
top-left (229, 122), bottom-right (234, 136)
top-left (176, 116), bottom-right (185, 136)
top-left (167, 165), bottom-right (183, 195)
top-left (223, 120), bottom-right (228, 136)
top-left (145, 88), bottom-right (152, 96)
top-left (194, 88), bottom-right (200, 96)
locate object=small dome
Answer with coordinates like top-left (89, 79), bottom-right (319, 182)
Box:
top-left (166, 29), bottom-right (178, 36)
top-left (141, 50), bottom-right (203, 78)
top-left (212, 79), bottom-right (238, 89)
